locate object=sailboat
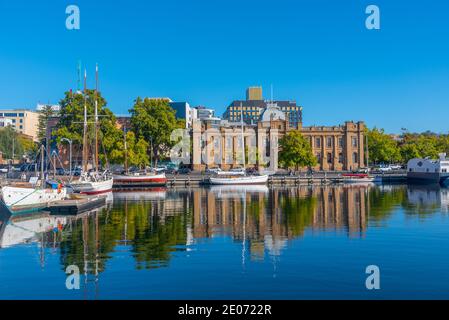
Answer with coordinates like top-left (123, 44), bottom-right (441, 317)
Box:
top-left (209, 105), bottom-right (268, 185)
top-left (1, 145), bottom-right (67, 212)
top-left (69, 65), bottom-right (113, 195)
top-left (112, 128), bottom-right (167, 188)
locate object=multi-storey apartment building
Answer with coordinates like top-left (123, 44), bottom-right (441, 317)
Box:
top-left (0, 109), bottom-right (39, 141)
top-left (222, 87), bottom-right (303, 128)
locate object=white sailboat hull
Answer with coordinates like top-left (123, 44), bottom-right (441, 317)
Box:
top-left (70, 178), bottom-right (114, 195)
top-left (1, 186), bottom-right (67, 209)
top-left (209, 175), bottom-right (269, 185)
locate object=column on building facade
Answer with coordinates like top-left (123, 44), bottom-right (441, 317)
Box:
top-left (345, 125), bottom-right (352, 171)
top-left (358, 123), bottom-right (365, 167)
top-left (321, 135), bottom-right (327, 171)
top-left (192, 120), bottom-right (202, 171)
top-left (270, 128), bottom-right (279, 172)
top-left (333, 135), bottom-right (339, 171)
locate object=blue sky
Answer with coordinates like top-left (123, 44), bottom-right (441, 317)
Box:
top-left (0, 0), bottom-right (448, 133)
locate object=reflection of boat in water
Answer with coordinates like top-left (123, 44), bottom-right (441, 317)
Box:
top-left (0, 212), bottom-right (67, 249)
top-left (113, 188), bottom-right (167, 201)
top-left (340, 173), bottom-right (378, 184)
top-left (407, 184), bottom-right (449, 212)
top-left (209, 185), bottom-right (269, 199)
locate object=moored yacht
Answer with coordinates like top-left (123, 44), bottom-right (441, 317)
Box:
top-left (0, 146), bottom-right (67, 212)
top-left (112, 171), bottom-right (167, 188)
top-left (207, 104), bottom-right (268, 185)
top-left (69, 65), bottom-right (113, 195)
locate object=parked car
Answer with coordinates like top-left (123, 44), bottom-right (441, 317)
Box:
top-left (245, 167), bottom-right (258, 175)
top-left (55, 168), bottom-right (67, 175)
top-left (177, 168), bottom-right (191, 175)
top-left (389, 164), bottom-right (403, 170)
top-left (71, 167), bottom-right (82, 176)
top-left (379, 166), bottom-right (393, 172)
top-left (165, 167), bottom-right (179, 174)
top-left (0, 167), bottom-right (8, 173)
top-left (354, 167), bottom-right (369, 174)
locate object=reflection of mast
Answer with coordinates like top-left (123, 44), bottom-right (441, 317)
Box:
top-left (82, 215), bottom-right (88, 299)
top-left (95, 212), bottom-right (99, 299)
top-left (242, 191), bottom-right (246, 269)
top-left (124, 199), bottom-right (128, 242)
top-left (39, 232), bottom-right (45, 268)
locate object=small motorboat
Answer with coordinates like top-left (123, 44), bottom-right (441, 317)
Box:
top-left (340, 173), bottom-right (377, 184)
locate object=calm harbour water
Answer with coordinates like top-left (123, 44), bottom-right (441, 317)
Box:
top-left (1, 184), bottom-right (449, 300)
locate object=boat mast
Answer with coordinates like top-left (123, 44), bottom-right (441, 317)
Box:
top-left (82, 69), bottom-right (88, 173)
top-left (40, 144), bottom-right (44, 187)
top-left (240, 102), bottom-right (245, 170)
top-left (123, 127), bottom-right (128, 173)
top-left (94, 63), bottom-right (99, 174)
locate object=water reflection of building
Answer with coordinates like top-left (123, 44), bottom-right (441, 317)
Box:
top-left (308, 186), bottom-right (368, 235)
top-left (191, 185), bottom-right (371, 260)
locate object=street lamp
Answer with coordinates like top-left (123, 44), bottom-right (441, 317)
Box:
top-left (61, 138), bottom-right (72, 181)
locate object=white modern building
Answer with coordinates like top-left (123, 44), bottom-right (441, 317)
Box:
top-left (36, 103), bottom-right (60, 113)
top-left (0, 118), bottom-right (13, 127)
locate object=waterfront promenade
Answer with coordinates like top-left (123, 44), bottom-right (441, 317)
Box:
top-left (0, 171), bottom-right (407, 189)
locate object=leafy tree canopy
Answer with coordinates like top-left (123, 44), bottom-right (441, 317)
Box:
top-left (279, 130), bottom-right (317, 170)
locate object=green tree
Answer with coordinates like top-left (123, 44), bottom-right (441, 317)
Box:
top-left (0, 126), bottom-right (37, 161)
top-left (109, 131), bottom-right (149, 169)
top-left (366, 127), bottom-right (401, 164)
top-left (55, 90), bottom-right (122, 166)
top-left (400, 132), bottom-right (440, 161)
top-left (129, 98), bottom-right (180, 167)
top-left (37, 104), bottom-right (55, 143)
top-left (279, 130), bottom-right (317, 170)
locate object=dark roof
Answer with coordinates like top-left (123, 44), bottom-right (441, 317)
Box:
top-left (227, 100), bottom-right (297, 108)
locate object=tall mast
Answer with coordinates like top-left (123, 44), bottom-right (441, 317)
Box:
top-left (77, 61), bottom-right (81, 93)
top-left (82, 69), bottom-right (88, 173)
top-left (240, 102), bottom-right (245, 169)
top-left (94, 64), bottom-right (99, 173)
top-left (123, 127), bottom-right (128, 173)
top-left (40, 144), bottom-right (44, 187)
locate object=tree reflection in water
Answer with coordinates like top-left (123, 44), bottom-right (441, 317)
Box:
top-left (2, 184), bottom-right (448, 278)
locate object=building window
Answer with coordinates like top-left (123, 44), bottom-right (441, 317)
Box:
top-left (19, 125), bottom-right (23, 129)
top-left (327, 152), bottom-right (332, 164)
top-left (315, 137), bottom-right (321, 148)
top-left (352, 137), bottom-right (358, 147)
top-left (316, 152), bottom-right (321, 162)
top-left (327, 137), bottom-right (332, 148)
top-left (338, 153), bottom-right (344, 164)
top-left (338, 137), bottom-right (344, 148)
top-left (18, 113), bottom-right (24, 117)
top-left (19, 119), bottom-right (23, 123)
top-left (353, 152), bottom-right (358, 163)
